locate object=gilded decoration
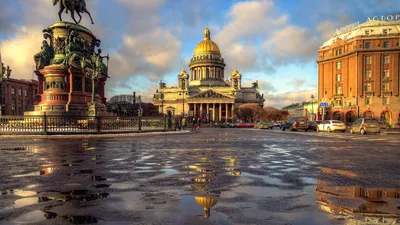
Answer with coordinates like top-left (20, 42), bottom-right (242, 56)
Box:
top-left (191, 90), bottom-right (230, 99)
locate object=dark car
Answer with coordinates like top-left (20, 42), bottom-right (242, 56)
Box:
top-left (308, 120), bottom-right (321, 131)
top-left (281, 117), bottom-right (308, 131)
top-left (377, 120), bottom-right (391, 129)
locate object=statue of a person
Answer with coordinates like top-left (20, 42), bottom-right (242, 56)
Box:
top-left (94, 49), bottom-right (109, 76)
top-left (64, 30), bottom-right (84, 68)
top-left (34, 41), bottom-right (54, 70)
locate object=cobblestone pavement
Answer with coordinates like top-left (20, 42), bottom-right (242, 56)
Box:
top-left (0, 128), bottom-right (399, 225)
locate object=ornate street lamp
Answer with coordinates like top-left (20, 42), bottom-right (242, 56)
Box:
top-left (138, 95), bottom-right (142, 117)
top-left (179, 91), bottom-right (185, 117)
top-left (160, 92), bottom-right (165, 115)
top-left (311, 94), bottom-right (315, 121)
top-left (0, 63), bottom-right (12, 116)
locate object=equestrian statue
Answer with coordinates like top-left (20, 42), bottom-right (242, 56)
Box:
top-left (53, 0), bottom-right (94, 24)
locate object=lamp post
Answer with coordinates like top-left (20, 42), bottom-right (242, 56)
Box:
top-left (160, 92), bottom-right (164, 115)
top-left (179, 91), bottom-right (185, 117)
top-left (0, 63), bottom-right (12, 116)
top-left (138, 95), bottom-right (142, 117)
top-left (311, 94), bottom-right (315, 121)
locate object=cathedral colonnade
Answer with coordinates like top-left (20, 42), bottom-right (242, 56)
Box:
top-left (189, 103), bottom-right (235, 122)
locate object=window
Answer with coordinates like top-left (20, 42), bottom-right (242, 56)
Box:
top-left (383, 97), bottom-right (389, 105)
top-left (335, 49), bottom-right (343, 56)
top-left (366, 56), bottom-right (371, 64)
top-left (18, 89), bottom-right (22, 96)
top-left (336, 86), bottom-right (343, 95)
top-left (336, 61), bottom-right (342, 69)
top-left (365, 69), bottom-right (371, 78)
top-left (383, 69), bottom-right (389, 78)
top-left (383, 83), bottom-right (390, 91)
top-left (365, 97), bottom-right (372, 105)
top-left (336, 73), bottom-right (342, 82)
top-left (384, 42), bottom-right (389, 48)
top-left (11, 87), bottom-right (15, 95)
top-left (11, 103), bottom-right (15, 111)
top-left (24, 89), bottom-right (27, 97)
top-left (365, 42), bottom-right (371, 49)
top-left (365, 83), bottom-right (372, 92)
top-left (384, 55), bottom-right (389, 64)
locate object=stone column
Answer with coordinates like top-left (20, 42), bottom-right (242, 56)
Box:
top-left (231, 103), bottom-right (235, 121)
top-left (225, 103), bottom-right (228, 122)
top-left (212, 103), bottom-right (216, 121)
top-left (199, 103), bottom-right (203, 119)
top-left (206, 103), bottom-right (209, 122)
top-left (219, 103), bottom-right (222, 122)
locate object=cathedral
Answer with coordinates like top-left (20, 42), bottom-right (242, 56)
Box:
top-left (153, 27), bottom-right (264, 122)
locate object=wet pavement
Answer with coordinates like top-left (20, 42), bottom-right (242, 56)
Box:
top-left (0, 128), bottom-right (399, 225)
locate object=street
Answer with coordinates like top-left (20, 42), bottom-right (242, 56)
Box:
top-left (0, 128), bottom-right (399, 225)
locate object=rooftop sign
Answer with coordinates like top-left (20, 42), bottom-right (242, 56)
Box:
top-left (366, 14), bottom-right (400, 22)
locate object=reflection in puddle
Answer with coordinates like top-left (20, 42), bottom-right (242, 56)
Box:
top-left (13, 210), bottom-right (46, 224)
top-left (14, 210), bottom-right (98, 224)
top-left (14, 197), bottom-right (52, 208)
top-left (2, 189), bottom-right (37, 197)
top-left (316, 180), bottom-right (400, 223)
top-left (241, 172), bottom-right (285, 186)
top-left (194, 196), bottom-right (218, 218)
top-left (13, 167), bottom-right (55, 177)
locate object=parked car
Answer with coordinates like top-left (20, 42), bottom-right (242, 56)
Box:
top-left (281, 117), bottom-right (308, 131)
top-left (377, 120), bottom-right (391, 129)
top-left (317, 120), bottom-right (346, 133)
top-left (308, 121), bottom-right (322, 131)
top-left (272, 122), bottom-right (281, 127)
top-left (235, 122), bottom-right (254, 128)
top-left (217, 122), bottom-right (230, 128)
top-left (349, 118), bottom-right (380, 135)
top-left (254, 122), bottom-right (273, 129)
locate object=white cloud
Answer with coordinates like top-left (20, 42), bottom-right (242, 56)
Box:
top-left (262, 25), bottom-right (320, 64)
top-left (264, 89), bottom-right (317, 109)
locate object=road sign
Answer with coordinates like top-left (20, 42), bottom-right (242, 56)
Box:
top-left (320, 102), bottom-right (328, 107)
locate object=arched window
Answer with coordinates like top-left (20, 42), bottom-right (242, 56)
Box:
top-left (337, 86), bottom-right (342, 95)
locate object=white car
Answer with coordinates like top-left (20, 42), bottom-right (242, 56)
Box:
top-left (317, 120), bottom-right (347, 133)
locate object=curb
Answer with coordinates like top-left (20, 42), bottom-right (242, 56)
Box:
top-left (0, 130), bottom-right (192, 140)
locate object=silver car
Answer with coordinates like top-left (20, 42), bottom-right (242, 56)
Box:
top-left (317, 120), bottom-right (346, 133)
top-left (349, 118), bottom-right (380, 135)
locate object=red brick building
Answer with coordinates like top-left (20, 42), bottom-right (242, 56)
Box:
top-left (0, 78), bottom-right (39, 116)
top-left (318, 20), bottom-right (400, 125)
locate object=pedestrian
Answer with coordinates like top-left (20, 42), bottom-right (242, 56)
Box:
top-left (182, 117), bottom-right (186, 130)
top-left (192, 117), bottom-right (196, 131)
top-left (197, 117), bottom-right (201, 130)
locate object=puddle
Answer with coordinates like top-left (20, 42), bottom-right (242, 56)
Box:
top-left (109, 170), bottom-right (130, 174)
top-left (281, 167), bottom-right (300, 172)
top-left (94, 184), bottom-right (111, 188)
top-left (241, 172), bottom-right (285, 186)
top-left (2, 190), bottom-right (37, 197)
top-left (137, 155), bottom-right (154, 162)
top-left (91, 176), bottom-right (107, 181)
top-left (152, 169), bottom-right (178, 179)
top-left (136, 166), bottom-right (152, 170)
top-left (229, 186), bottom-right (293, 198)
top-left (271, 161), bottom-right (283, 164)
top-left (13, 171), bottom-right (43, 177)
top-left (13, 210), bottom-right (47, 224)
top-left (110, 183), bottom-right (136, 190)
top-left (14, 197), bottom-right (52, 208)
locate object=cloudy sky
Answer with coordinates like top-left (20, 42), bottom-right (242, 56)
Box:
top-left (0, 0), bottom-right (398, 108)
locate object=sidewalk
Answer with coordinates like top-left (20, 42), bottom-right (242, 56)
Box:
top-left (383, 129), bottom-right (400, 135)
top-left (0, 130), bottom-right (191, 140)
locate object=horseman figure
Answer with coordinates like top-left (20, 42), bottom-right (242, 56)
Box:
top-left (53, 0), bottom-right (94, 25)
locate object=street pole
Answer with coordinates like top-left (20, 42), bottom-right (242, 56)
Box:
top-left (311, 94), bottom-right (314, 121)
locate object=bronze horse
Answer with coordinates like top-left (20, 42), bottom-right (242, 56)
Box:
top-left (53, 0), bottom-right (94, 24)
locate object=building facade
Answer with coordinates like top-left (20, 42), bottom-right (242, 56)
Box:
top-left (153, 28), bottom-right (264, 122)
top-left (0, 78), bottom-right (39, 116)
top-left (282, 101), bottom-right (318, 121)
top-left (318, 20), bottom-right (400, 125)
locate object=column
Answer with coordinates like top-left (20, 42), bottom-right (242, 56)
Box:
top-left (231, 103), bottom-right (235, 121)
top-left (194, 103), bottom-right (197, 118)
top-left (199, 103), bottom-right (203, 119)
top-left (213, 103), bottom-right (216, 121)
top-left (206, 103), bottom-right (209, 122)
top-left (219, 103), bottom-right (222, 122)
top-left (225, 103), bottom-right (228, 122)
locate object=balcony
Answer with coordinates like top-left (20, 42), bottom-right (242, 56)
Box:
top-left (382, 91), bottom-right (392, 97)
top-left (333, 93), bottom-right (344, 98)
top-left (365, 91), bottom-right (374, 96)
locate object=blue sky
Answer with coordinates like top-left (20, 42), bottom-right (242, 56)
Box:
top-left (0, 0), bottom-right (398, 108)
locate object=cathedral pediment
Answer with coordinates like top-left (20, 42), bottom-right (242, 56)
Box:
top-left (190, 90), bottom-right (231, 99)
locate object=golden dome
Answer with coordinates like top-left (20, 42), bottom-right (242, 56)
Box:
top-left (194, 196), bottom-right (218, 218)
top-left (193, 27), bottom-right (221, 56)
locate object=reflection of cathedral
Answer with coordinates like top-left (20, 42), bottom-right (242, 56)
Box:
top-left (315, 180), bottom-right (400, 224)
top-left (153, 28), bottom-right (264, 121)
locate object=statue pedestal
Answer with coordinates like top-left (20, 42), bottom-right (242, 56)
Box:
top-left (26, 21), bottom-right (109, 117)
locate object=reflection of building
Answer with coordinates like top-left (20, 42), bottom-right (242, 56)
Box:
top-left (316, 180), bottom-right (400, 224)
top-left (318, 20), bottom-right (400, 124)
top-left (194, 196), bottom-right (218, 218)
top-left (153, 28), bottom-right (264, 121)
top-left (0, 78), bottom-right (38, 115)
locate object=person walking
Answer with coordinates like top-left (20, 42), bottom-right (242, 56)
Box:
top-left (182, 117), bottom-right (186, 130)
top-left (197, 117), bottom-right (201, 130)
top-left (192, 117), bottom-right (197, 131)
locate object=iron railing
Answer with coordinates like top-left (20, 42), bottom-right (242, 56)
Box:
top-left (0, 115), bottom-right (176, 135)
